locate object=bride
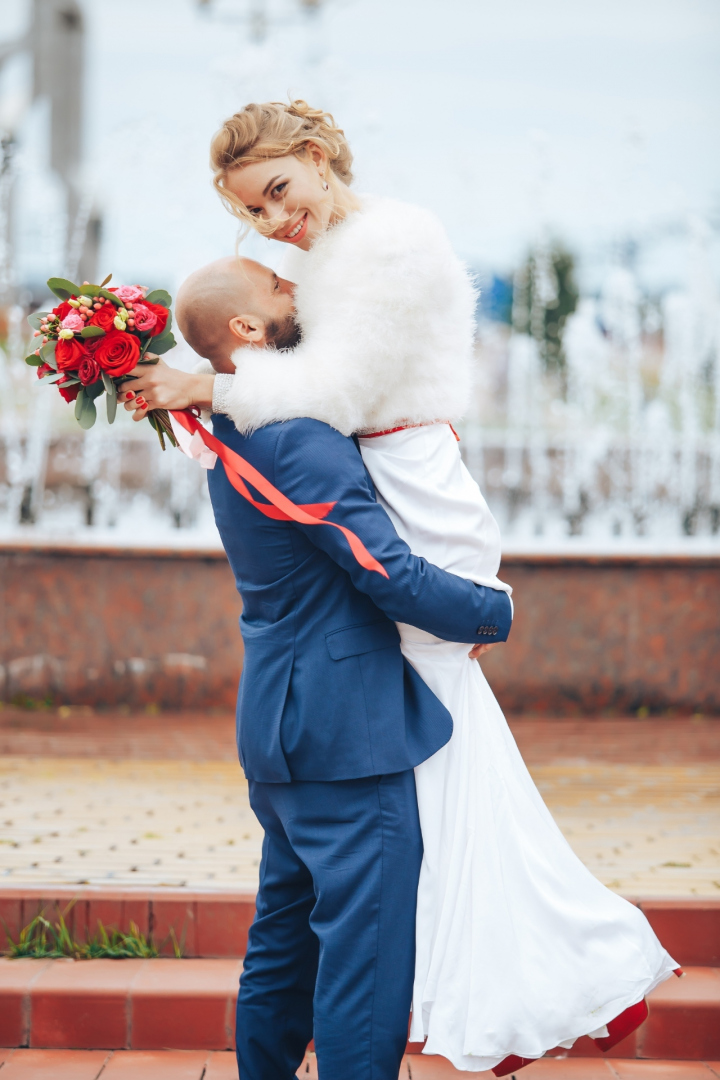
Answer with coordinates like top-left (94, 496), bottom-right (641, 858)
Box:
top-left (129, 100), bottom-right (679, 1075)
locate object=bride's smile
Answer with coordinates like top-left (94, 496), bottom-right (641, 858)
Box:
top-left (281, 211), bottom-right (308, 243)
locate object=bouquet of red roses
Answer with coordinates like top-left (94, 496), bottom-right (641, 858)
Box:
top-left (25, 274), bottom-right (178, 448)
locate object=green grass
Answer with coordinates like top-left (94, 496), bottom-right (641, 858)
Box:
top-left (3, 903), bottom-right (183, 959)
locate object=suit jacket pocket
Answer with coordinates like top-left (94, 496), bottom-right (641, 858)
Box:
top-left (325, 620), bottom-right (400, 660)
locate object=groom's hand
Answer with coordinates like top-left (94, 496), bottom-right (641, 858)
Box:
top-left (119, 357), bottom-right (215, 420)
top-left (468, 642), bottom-right (500, 660)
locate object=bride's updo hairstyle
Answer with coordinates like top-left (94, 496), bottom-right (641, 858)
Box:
top-left (210, 99), bottom-right (354, 235)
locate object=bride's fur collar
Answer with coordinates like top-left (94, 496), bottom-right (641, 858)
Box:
top-left (214, 197), bottom-right (477, 436)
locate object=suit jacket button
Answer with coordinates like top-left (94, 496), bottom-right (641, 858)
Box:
top-left (477, 626), bottom-right (485, 635)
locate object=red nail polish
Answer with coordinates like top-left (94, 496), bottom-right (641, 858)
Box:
top-left (126, 391), bottom-right (135, 400)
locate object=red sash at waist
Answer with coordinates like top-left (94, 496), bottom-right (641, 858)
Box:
top-left (361, 421), bottom-right (460, 442)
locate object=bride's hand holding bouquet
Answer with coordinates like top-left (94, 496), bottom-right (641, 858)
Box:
top-left (117, 355), bottom-right (215, 423)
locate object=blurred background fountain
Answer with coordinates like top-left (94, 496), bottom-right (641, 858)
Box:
top-left (0, 0), bottom-right (718, 552)
top-left (463, 217), bottom-right (720, 551)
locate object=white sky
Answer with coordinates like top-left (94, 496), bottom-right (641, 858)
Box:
top-left (1, 0), bottom-right (719, 297)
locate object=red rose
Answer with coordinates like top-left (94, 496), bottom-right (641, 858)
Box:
top-left (56, 336), bottom-right (90, 371)
top-left (93, 328), bottom-right (140, 377)
top-left (78, 354), bottom-right (101, 386)
top-left (36, 362), bottom-right (53, 380)
top-left (52, 301), bottom-right (73, 321)
top-left (142, 301), bottom-right (169, 337)
top-left (88, 301), bottom-right (118, 332)
top-left (58, 376), bottom-right (80, 403)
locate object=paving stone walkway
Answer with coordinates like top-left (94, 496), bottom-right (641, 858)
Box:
top-left (0, 1049), bottom-right (718, 1079)
top-left (0, 712), bottom-right (718, 896)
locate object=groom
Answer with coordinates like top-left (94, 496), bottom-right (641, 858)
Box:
top-left (121, 258), bottom-right (512, 1080)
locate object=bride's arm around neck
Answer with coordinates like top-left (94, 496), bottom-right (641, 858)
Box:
top-left (221, 197), bottom-right (478, 437)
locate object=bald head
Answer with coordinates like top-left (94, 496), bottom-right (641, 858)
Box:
top-left (176, 256), bottom-right (298, 370)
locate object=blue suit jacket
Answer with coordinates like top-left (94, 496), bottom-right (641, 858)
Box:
top-left (207, 415), bottom-right (512, 782)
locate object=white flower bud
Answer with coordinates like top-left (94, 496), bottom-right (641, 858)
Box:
top-left (118, 307), bottom-right (129, 321)
top-left (78, 295), bottom-right (93, 307)
top-left (68, 299), bottom-right (80, 308)
top-left (58, 328), bottom-right (75, 339)
top-left (113, 315), bottom-right (126, 331)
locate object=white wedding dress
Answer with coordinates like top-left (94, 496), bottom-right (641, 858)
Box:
top-left (358, 423), bottom-right (678, 1074)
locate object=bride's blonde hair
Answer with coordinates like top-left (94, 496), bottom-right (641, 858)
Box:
top-left (210, 99), bottom-right (354, 235)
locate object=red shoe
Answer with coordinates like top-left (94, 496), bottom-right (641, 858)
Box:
top-left (594, 998), bottom-right (648, 1052)
top-left (492, 1055), bottom-right (538, 1077)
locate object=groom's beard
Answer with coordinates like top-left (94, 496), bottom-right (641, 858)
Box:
top-left (266, 314), bottom-right (302, 351)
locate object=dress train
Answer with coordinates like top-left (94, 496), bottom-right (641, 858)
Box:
top-left (404, 632), bottom-right (678, 1073)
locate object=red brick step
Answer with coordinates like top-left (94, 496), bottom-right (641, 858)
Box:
top-left (2, 890), bottom-right (718, 964)
top-left (1, 958), bottom-right (719, 1061)
top-left (0, 888), bottom-right (256, 959)
top-left (0, 958), bottom-right (241, 1051)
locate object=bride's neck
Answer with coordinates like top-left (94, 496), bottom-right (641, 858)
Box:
top-left (329, 182), bottom-right (362, 226)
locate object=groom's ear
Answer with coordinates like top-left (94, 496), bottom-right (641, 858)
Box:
top-left (228, 314), bottom-right (267, 348)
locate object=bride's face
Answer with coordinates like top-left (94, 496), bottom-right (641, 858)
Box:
top-left (226, 148), bottom-right (331, 251)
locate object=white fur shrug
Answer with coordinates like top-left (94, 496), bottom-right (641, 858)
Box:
top-left (222, 196), bottom-right (477, 437)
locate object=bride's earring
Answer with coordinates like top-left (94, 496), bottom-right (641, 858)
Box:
top-left (322, 179), bottom-right (329, 191)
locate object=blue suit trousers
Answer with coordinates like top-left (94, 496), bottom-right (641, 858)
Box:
top-left (237, 771), bottom-right (423, 1080)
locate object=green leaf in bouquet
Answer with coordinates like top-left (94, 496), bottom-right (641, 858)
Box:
top-left (86, 379), bottom-right (105, 401)
top-left (148, 331), bottom-right (176, 355)
top-left (105, 375), bottom-right (118, 424)
top-left (81, 325), bottom-right (105, 338)
top-left (47, 277), bottom-right (81, 301)
top-left (74, 387), bottom-right (97, 429)
top-left (81, 284), bottom-right (114, 300)
top-left (40, 340), bottom-right (57, 369)
top-left (145, 289), bottom-right (172, 309)
top-left (96, 287), bottom-right (123, 307)
top-left (100, 273), bottom-right (113, 287)
top-left (27, 311), bottom-right (49, 331)
top-left (42, 371), bottom-right (67, 383)
top-left (25, 353), bottom-right (43, 366)
top-left (78, 396), bottom-right (97, 429)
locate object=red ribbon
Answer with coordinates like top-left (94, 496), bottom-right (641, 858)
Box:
top-left (171, 409), bottom-right (389, 578)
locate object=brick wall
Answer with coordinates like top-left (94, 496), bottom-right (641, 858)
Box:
top-left (2, 544), bottom-right (718, 714)
top-left (0, 544), bottom-right (242, 709)
top-left (484, 554), bottom-right (720, 714)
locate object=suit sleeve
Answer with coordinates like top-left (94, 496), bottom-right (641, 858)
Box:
top-left (273, 422), bottom-right (512, 645)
